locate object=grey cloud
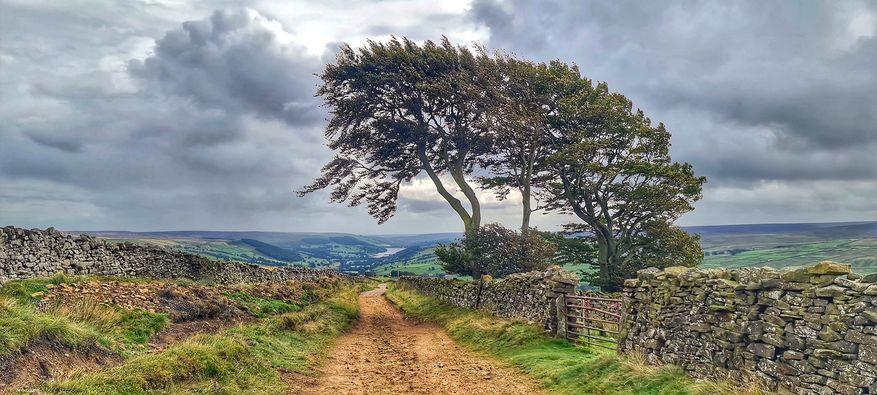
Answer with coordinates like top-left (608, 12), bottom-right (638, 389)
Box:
top-left (399, 198), bottom-right (450, 214)
top-left (26, 132), bottom-right (84, 153)
top-left (470, 0), bottom-right (877, 181)
top-left (130, 9), bottom-right (323, 126)
top-left (0, 6), bottom-right (333, 231)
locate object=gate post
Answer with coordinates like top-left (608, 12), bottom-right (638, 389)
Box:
top-left (544, 266), bottom-right (578, 337)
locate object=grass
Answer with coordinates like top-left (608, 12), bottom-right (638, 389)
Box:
top-left (385, 283), bottom-right (762, 395)
top-left (0, 274), bottom-right (169, 355)
top-left (43, 285), bottom-right (362, 394)
top-left (0, 297), bottom-right (102, 354)
top-left (223, 291), bottom-right (302, 317)
top-left (52, 300), bottom-right (169, 351)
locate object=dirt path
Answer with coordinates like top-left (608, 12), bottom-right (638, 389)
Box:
top-left (296, 284), bottom-right (543, 395)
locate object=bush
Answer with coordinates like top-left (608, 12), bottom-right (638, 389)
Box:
top-left (435, 223), bottom-right (556, 278)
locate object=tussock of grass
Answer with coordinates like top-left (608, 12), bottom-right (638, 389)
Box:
top-left (0, 296), bottom-right (101, 354)
top-left (46, 334), bottom-right (278, 395)
top-left (45, 285), bottom-right (361, 394)
top-left (386, 284), bottom-right (764, 395)
top-left (54, 301), bottom-right (168, 347)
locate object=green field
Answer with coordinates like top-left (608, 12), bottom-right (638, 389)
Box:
top-left (374, 261), bottom-right (445, 276)
top-left (701, 238), bottom-right (877, 274)
top-left (374, 236), bottom-right (877, 278)
top-left (373, 248), bottom-right (445, 276)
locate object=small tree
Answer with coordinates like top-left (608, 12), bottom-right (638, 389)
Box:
top-left (298, 37), bottom-right (498, 235)
top-left (436, 223), bottom-right (556, 307)
top-left (435, 223), bottom-right (556, 278)
top-left (543, 73), bottom-right (706, 291)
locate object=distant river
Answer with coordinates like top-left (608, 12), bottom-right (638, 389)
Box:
top-left (371, 247), bottom-right (405, 258)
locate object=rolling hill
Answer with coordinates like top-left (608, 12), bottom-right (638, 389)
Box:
top-left (74, 221), bottom-right (877, 276)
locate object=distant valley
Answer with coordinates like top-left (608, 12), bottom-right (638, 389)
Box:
top-left (77, 220), bottom-right (877, 277)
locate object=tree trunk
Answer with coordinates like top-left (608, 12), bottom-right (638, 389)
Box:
top-left (521, 183), bottom-right (531, 231)
top-left (449, 164), bottom-right (481, 231)
top-left (417, 145), bottom-right (474, 234)
top-left (596, 236), bottom-right (611, 291)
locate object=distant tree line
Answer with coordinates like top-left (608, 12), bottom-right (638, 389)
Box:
top-left (300, 38), bottom-right (706, 291)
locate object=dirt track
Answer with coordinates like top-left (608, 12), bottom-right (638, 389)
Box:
top-left (297, 284), bottom-right (543, 395)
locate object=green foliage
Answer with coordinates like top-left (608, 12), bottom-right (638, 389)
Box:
top-left (522, 63), bottom-right (706, 291)
top-left (386, 285), bottom-right (761, 395)
top-left (633, 224), bottom-right (703, 269)
top-left (436, 224), bottom-right (556, 278)
top-left (478, 56), bottom-right (559, 230)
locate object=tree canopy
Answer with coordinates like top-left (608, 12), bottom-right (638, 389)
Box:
top-left (542, 77), bottom-right (706, 291)
top-left (298, 37), bottom-right (498, 235)
top-left (477, 57), bottom-right (564, 231)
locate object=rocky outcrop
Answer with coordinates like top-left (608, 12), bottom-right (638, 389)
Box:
top-left (399, 266), bottom-right (578, 333)
top-left (620, 262), bottom-right (877, 394)
top-left (0, 226), bottom-right (341, 285)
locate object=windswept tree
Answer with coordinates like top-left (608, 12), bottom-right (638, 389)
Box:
top-left (544, 76), bottom-right (706, 291)
top-left (299, 38), bottom-right (498, 235)
top-left (478, 57), bottom-right (556, 231)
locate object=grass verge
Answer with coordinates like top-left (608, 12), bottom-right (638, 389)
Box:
top-left (43, 285), bottom-right (361, 394)
top-left (386, 283), bottom-right (762, 395)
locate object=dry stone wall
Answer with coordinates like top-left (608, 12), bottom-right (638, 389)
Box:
top-left (620, 262), bottom-right (877, 394)
top-left (399, 266), bottom-right (578, 333)
top-left (0, 226), bottom-right (341, 285)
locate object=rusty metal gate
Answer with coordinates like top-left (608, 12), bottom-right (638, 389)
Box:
top-left (564, 293), bottom-right (623, 350)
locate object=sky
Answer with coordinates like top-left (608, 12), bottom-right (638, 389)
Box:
top-left (0, 0), bottom-right (875, 234)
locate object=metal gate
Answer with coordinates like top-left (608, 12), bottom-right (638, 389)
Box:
top-left (564, 293), bottom-right (623, 350)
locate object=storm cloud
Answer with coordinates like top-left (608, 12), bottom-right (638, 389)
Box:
top-left (0, 1), bottom-right (874, 233)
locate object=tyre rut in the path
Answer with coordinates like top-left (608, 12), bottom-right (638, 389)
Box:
top-left (296, 284), bottom-right (543, 395)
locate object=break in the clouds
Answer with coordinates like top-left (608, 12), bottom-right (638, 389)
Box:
top-left (0, 1), bottom-right (874, 233)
